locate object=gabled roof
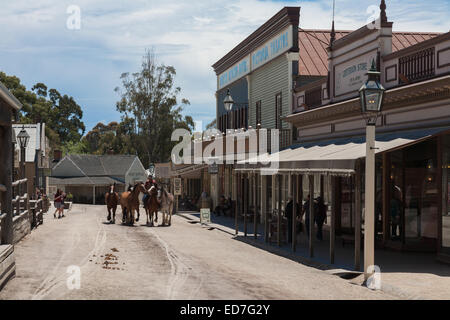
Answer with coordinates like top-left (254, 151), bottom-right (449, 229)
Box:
top-left (298, 29), bottom-right (441, 76)
top-left (0, 81), bottom-right (22, 110)
top-left (52, 154), bottom-right (140, 177)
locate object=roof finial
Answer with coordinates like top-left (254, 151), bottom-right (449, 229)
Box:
top-left (330, 0), bottom-right (336, 47)
top-left (380, 0), bottom-right (387, 23)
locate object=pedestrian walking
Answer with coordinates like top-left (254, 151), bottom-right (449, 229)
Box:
top-left (60, 191), bottom-right (66, 218)
top-left (285, 198), bottom-right (301, 244)
top-left (315, 196), bottom-right (327, 241)
top-left (54, 189), bottom-right (62, 219)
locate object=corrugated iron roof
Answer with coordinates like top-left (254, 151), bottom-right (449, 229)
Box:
top-left (298, 29), bottom-right (441, 76)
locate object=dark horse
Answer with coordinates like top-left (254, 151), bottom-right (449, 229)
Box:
top-left (143, 185), bottom-right (160, 226)
top-left (120, 182), bottom-right (146, 225)
top-left (105, 183), bottom-right (119, 223)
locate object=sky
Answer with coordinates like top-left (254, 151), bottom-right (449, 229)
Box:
top-left (0, 0), bottom-right (449, 133)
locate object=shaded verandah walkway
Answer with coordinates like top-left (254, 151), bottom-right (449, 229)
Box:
top-left (180, 211), bottom-right (450, 299)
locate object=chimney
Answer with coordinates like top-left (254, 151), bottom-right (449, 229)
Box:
top-left (53, 149), bottom-right (62, 163)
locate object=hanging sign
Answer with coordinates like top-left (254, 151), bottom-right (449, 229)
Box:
top-left (174, 178), bottom-right (182, 195)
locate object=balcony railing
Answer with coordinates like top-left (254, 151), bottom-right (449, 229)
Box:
top-left (399, 47), bottom-right (435, 84)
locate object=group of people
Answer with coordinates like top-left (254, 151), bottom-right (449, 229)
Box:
top-left (53, 189), bottom-right (66, 219)
top-left (285, 194), bottom-right (328, 243)
top-left (214, 195), bottom-right (233, 217)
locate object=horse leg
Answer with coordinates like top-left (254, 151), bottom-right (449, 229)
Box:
top-left (136, 207), bottom-right (140, 222)
top-left (112, 207), bottom-right (117, 223)
top-left (122, 207), bottom-right (127, 224)
top-left (107, 207), bottom-right (111, 221)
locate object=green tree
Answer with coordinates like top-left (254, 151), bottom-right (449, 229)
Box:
top-left (115, 50), bottom-right (194, 167)
top-left (0, 72), bottom-right (86, 148)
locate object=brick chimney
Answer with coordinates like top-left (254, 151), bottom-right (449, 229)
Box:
top-left (53, 149), bottom-right (62, 163)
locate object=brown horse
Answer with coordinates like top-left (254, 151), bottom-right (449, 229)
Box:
top-left (160, 186), bottom-right (174, 226)
top-left (105, 183), bottom-right (119, 223)
top-left (120, 182), bottom-right (146, 225)
top-left (143, 185), bottom-right (159, 226)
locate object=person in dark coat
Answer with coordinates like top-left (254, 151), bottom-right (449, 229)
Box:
top-left (285, 198), bottom-right (301, 243)
top-left (315, 196), bottom-right (327, 241)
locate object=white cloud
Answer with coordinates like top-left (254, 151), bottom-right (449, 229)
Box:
top-left (0, 0), bottom-right (448, 131)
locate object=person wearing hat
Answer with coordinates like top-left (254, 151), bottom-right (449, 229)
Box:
top-left (315, 196), bottom-right (327, 241)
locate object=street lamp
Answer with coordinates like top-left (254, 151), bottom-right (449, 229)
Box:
top-left (223, 89), bottom-right (234, 112)
top-left (359, 60), bottom-right (385, 282)
top-left (17, 125), bottom-right (30, 180)
top-left (223, 89), bottom-right (234, 130)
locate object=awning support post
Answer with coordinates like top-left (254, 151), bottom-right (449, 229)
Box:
top-left (309, 174), bottom-right (314, 257)
top-left (292, 173), bottom-right (297, 252)
top-left (277, 174), bottom-right (282, 247)
top-left (355, 161), bottom-right (362, 271)
top-left (330, 176), bottom-right (336, 264)
top-left (235, 172), bottom-right (239, 235)
top-left (262, 174), bottom-right (268, 242)
top-left (244, 173), bottom-right (247, 237)
top-left (253, 173), bottom-right (257, 239)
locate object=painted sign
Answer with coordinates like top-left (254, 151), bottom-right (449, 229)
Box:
top-left (251, 26), bottom-right (293, 70)
top-left (218, 56), bottom-right (250, 90)
top-left (334, 51), bottom-right (377, 97)
top-left (174, 178), bottom-right (182, 195)
top-left (200, 208), bottom-right (211, 224)
top-left (217, 25), bottom-right (294, 90)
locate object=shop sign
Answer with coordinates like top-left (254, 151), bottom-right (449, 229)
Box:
top-left (208, 163), bottom-right (218, 174)
top-left (200, 208), bottom-right (211, 224)
top-left (218, 56), bottom-right (250, 90)
top-left (217, 25), bottom-right (294, 90)
top-left (334, 51), bottom-right (377, 97)
top-left (251, 25), bottom-right (293, 70)
top-left (174, 178), bottom-right (182, 195)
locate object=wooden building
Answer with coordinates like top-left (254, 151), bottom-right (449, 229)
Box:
top-left (0, 81), bottom-right (22, 289)
top-left (49, 154), bottom-right (147, 204)
top-left (235, 2), bottom-right (450, 268)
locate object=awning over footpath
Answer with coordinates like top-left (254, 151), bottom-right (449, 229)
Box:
top-left (235, 126), bottom-right (450, 176)
top-left (49, 176), bottom-right (124, 186)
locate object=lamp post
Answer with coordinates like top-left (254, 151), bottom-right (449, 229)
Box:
top-left (17, 125), bottom-right (30, 180)
top-left (359, 60), bottom-right (385, 281)
top-left (17, 125), bottom-right (30, 196)
top-left (223, 89), bottom-right (235, 130)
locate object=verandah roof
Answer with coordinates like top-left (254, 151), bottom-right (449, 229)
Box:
top-left (235, 126), bottom-right (450, 176)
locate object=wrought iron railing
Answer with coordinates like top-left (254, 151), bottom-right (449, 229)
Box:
top-left (399, 47), bottom-right (435, 84)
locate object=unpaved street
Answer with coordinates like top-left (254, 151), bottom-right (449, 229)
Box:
top-left (0, 204), bottom-right (395, 300)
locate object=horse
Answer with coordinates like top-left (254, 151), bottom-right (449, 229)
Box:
top-left (105, 183), bottom-right (119, 223)
top-left (143, 185), bottom-right (159, 226)
top-left (159, 186), bottom-right (174, 226)
top-left (119, 182), bottom-right (146, 225)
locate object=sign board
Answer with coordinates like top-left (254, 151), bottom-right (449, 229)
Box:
top-left (251, 25), bottom-right (293, 70)
top-left (174, 178), bottom-right (182, 195)
top-left (208, 163), bottom-right (218, 174)
top-left (334, 50), bottom-right (377, 97)
top-left (217, 25), bottom-right (294, 90)
top-left (200, 208), bottom-right (211, 224)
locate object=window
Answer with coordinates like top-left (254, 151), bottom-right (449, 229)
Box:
top-left (256, 100), bottom-right (262, 127)
top-left (275, 93), bottom-right (282, 129)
